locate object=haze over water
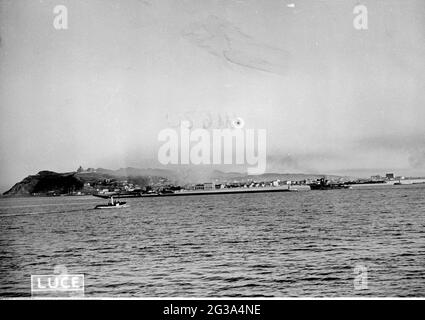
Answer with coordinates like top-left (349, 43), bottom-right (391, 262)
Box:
top-left (0, 184), bottom-right (424, 297)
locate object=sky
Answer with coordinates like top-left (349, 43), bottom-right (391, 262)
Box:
top-left (1, 0), bottom-right (425, 191)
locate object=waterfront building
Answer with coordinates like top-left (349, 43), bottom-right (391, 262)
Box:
top-left (386, 173), bottom-right (395, 180)
top-left (203, 182), bottom-right (214, 190)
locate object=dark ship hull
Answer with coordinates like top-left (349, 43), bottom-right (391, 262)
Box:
top-left (309, 184), bottom-right (350, 190)
top-left (309, 178), bottom-right (351, 190)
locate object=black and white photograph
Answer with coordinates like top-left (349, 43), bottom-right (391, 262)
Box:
top-left (0, 0), bottom-right (424, 306)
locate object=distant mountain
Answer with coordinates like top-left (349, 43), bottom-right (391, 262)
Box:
top-left (209, 171), bottom-right (350, 183)
top-left (98, 167), bottom-right (179, 180)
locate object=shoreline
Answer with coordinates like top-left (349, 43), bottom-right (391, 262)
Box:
top-left (2, 180), bottom-right (425, 199)
top-left (144, 185), bottom-right (301, 197)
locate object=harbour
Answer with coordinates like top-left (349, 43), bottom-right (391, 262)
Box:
top-left (1, 183), bottom-right (424, 297)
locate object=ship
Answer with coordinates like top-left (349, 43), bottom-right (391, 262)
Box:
top-left (309, 178), bottom-right (351, 190)
top-left (94, 196), bottom-right (129, 209)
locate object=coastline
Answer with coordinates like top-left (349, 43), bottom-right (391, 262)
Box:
top-left (144, 185), bottom-right (303, 197)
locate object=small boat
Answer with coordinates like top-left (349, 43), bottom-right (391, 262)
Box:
top-left (95, 196), bottom-right (129, 209)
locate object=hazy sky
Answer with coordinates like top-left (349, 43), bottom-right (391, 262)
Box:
top-left (1, 0), bottom-right (425, 190)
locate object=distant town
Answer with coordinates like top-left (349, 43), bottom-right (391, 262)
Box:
top-left (7, 166), bottom-right (421, 198)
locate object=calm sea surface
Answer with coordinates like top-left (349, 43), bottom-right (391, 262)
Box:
top-left (0, 184), bottom-right (424, 297)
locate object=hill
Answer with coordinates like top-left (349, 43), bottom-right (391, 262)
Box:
top-left (3, 171), bottom-right (84, 196)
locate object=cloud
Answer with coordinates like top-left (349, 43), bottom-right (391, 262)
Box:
top-left (354, 132), bottom-right (424, 149)
top-left (266, 152), bottom-right (344, 173)
top-left (137, 0), bottom-right (152, 6)
top-left (267, 154), bottom-right (300, 170)
top-left (353, 133), bottom-right (425, 171)
top-left (408, 148), bottom-right (425, 168)
top-left (182, 15), bottom-right (289, 75)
